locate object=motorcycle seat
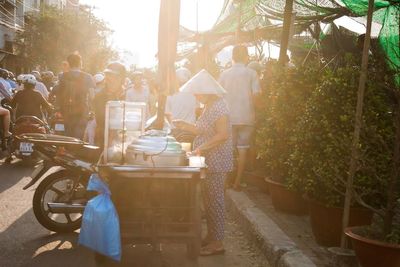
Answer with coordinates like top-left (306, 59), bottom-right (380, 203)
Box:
top-left (77, 144), bottom-right (102, 162)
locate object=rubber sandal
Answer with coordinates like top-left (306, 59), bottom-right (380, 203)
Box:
top-left (200, 246), bottom-right (225, 256)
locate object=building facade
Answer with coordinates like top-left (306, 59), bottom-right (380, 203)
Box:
top-left (0, 0), bottom-right (74, 73)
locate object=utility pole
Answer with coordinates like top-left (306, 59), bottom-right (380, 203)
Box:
top-left (341, 0), bottom-right (375, 248)
top-left (278, 0), bottom-right (294, 64)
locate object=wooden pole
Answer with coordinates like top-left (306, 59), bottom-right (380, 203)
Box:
top-left (340, 0), bottom-right (375, 248)
top-left (278, 0), bottom-right (294, 64)
top-left (152, 0), bottom-right (180, 130)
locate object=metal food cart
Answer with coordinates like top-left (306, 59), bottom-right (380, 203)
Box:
top-left (98, 165), bottom-right (204, 261)
top-left (95, 101), bottom-right (203, 263)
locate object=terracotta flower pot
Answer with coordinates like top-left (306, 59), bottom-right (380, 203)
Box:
top-left (345, 226), bottom-right (400, 267)
top-left (265, 178), bottom-right (307, 215)
top-left (308, 199), bottom-right (373, 247)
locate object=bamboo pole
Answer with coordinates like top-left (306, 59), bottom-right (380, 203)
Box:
top-left (340, 0), bottom-right (375, 248)
top-left (278, 0), bottom-right (294, 64)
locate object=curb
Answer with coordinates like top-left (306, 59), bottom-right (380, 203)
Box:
top-left (226, 189), bottom-right (317, 267)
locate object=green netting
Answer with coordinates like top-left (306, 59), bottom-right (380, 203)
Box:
top-left (342, 0), bottom-right (400, 86)
top-left (341, 0), bottom-right (390, 16)
top-left (193, 0), bottom-right (399, 86)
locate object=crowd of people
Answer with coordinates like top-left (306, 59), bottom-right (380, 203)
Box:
top-left (0, 45), bottom-right (264, 257)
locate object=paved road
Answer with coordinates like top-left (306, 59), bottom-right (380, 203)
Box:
top-left (0, 156), bottom-right (269, 267)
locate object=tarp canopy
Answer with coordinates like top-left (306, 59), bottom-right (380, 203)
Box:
top-left (341, 0), bottom-right (399, 84)
top-left (178, 0), bottom-right (399, 85)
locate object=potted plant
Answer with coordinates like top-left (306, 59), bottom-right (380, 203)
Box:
top-left (344, 54), bottom-right (400, 266)
top-left (289, 55), bottom-right (395, 247)
top-left (256, 61), bottom-right (320, 215)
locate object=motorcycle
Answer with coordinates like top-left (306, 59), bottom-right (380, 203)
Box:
top-left (20, 133), bottom-right (101, 233)
top-left (49, 110), bottom-right (65, 135)
top-left (5, 116), bottom-right (51, 163)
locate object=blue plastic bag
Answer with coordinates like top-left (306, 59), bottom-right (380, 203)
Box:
top-left (78, 174), bottom-right (121, 261)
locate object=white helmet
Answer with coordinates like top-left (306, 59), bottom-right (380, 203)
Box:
top-left (176, 67), bottom-right (191, 85)
top-left (22, 74), bottom-right (37, 86)
top-left (93, 73), bottom-right (105, 84)
top-left (17, 74), bottom-right (25, 82)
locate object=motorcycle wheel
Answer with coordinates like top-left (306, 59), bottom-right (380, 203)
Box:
top-left (33, 170), bottom-right (88, 233)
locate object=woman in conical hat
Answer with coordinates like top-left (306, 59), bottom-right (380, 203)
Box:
top-left (173, 69), bottom-right (233, 256)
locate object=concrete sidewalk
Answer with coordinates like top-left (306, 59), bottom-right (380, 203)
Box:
top-left (226, 189), bottom-right (318, 267)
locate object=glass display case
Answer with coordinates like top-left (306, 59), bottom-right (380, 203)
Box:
top-left (104, 101), bottom-right (146, 164)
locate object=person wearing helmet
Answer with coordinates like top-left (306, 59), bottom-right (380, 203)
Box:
top-left (17, 74), bottom-right (49, 99)
top-left (55, 53), bottom-right (95, 139)
top-left (31, 71), bottom-right (49, 99)
top-left (165, 67), bottom-right (199, 124)
top-left (42, 71), bottom-right (56, 91)
top-left (10, 74), bottom-right (52, 120)
top-left (93, 62), bottom-right (127, 147)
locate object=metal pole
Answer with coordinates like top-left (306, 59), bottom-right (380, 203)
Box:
top-left (278, 0), bottom-right (294, 64)
top-left (340, 0), bottom-right (375, 248)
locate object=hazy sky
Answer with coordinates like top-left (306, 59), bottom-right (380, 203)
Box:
top-left (79, 0), bottom-right (224, 67)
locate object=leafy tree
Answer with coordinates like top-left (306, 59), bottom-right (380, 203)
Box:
top-left (16, 5), bottom-right (118, 74)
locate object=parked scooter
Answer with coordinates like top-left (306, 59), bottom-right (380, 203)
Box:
top-left (19, 133), bottom-right (101, 233)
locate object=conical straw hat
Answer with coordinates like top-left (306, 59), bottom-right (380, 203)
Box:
top-left (179, 69), bottom-right (226, 96)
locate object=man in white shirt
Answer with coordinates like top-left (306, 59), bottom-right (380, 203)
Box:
top-left (219, 45), bottom-right (261, 191)
top-left (165, 68), bottom-right (198, 124)
top-left (125, 71), bottom-right (150, 118)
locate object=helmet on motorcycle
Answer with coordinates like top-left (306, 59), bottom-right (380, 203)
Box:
top-left (93, 73), bottom-right (105, 84)
top-left (22, 74), bottom-right (37, 86)
top-left (0, 68), bottom-right (9, 79)
top-left (31, 71), bottom-right (41, 81)
top-left (8, 71), bottom-right (15, 80)
top-left (17, 74), bottom-right (25, 82)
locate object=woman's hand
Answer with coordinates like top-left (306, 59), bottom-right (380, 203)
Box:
top-left (187, 148), bottom-right (201, 156)
top-left (172, 119), bottom-right (188, 129)
top-left (172, 119), bottom-right (199, 135)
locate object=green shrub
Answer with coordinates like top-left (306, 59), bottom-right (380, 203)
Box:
top-left (288, 55), bottom-right (394, 207)
top-left (256, 61), bottom-right (322, 188)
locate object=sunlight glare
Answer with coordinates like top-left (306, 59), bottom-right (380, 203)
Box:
top-left (79, 0), bottom-right (224, 67)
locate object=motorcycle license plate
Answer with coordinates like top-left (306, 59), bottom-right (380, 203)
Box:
top-left (30, 163), bottom-right (44, 179)
top-left (55, 123), bottom-right (65, 132)
top-left (19, 142), bottom-right (34, 153)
